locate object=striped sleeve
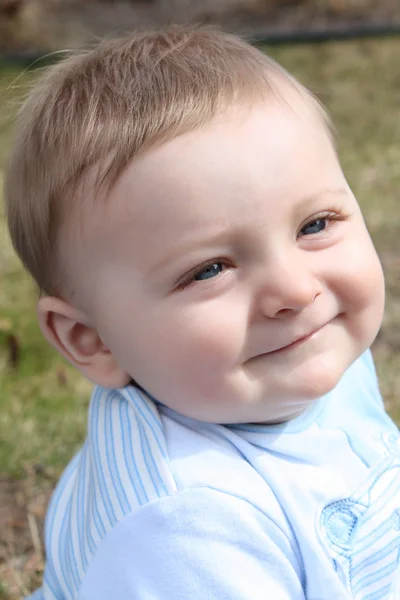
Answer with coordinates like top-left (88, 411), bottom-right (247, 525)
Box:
top-left (38, 385), bottom-right (177, 600)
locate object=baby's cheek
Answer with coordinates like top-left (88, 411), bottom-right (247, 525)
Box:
top-left (338, 230), bottom-right (384, 307)
top-left (343, 243), bottom-right (385, 346)
top-left (180, 303), bottom-right (248, 374)
top-left (354, 250), bottom-right (384, 311)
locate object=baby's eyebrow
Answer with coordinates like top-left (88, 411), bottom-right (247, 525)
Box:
top-left (145, 227), bottom-right (238, 277)
top-left (298, 187), bottom-right (349, 209)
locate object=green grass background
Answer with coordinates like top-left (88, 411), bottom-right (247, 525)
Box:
top-left (1, 37), bottom-right (400, 481)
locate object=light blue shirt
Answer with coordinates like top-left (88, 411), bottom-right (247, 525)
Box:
top-left (29, 350), bottom-right (400, 599)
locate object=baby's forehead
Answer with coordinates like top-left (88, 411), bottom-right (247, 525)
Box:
top-left (96, 105), bottom-right (336, 230)
top-left (112, 93), bottom-right (330, 181)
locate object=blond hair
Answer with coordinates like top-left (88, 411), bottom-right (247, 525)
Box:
top-left (4, 26), bottom-right (327, 297)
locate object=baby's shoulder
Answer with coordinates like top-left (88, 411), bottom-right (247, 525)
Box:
top-left (42, 385), bottom-right (287, 599)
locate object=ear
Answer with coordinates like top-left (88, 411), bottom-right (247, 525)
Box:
top-left (37, 296), bottom-right (131, 389)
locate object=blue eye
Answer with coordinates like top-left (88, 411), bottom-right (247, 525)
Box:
top-left (300, 218), bottom-right (326, 236)
top-left (194, 263), bottom-right (224, 281)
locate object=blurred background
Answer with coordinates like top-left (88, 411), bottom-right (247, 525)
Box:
top-left (1, 1), bottom-right (400, 598)
top-left (1, 0), bottom-right (400, 54)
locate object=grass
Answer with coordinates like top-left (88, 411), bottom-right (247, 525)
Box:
top-left (0, 36), bottom-right (400, 597)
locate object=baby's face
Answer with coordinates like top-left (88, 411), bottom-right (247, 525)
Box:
top-left (75, 98), bottom-right (385, 423)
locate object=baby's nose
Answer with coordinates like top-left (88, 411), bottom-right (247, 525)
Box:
top-left (257, 257), bottom-right (320, 319)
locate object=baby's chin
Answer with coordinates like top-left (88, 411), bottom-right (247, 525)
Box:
top-left (233, 397), bottom-right (318, 426)
top-left (168, 391), bottom-right (318, 425)
top-left (227, 358), bottom-right (355, 425)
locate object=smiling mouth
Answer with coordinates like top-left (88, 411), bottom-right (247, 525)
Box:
top-left (259, 325), bottom-right (326, 357)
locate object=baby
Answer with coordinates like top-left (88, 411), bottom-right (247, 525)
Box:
top-left (5, 26), bottom-right (400, 600)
